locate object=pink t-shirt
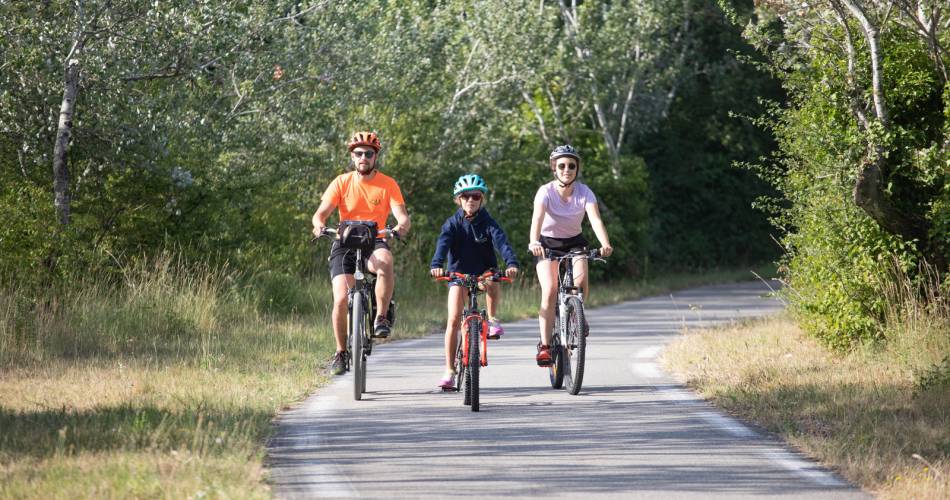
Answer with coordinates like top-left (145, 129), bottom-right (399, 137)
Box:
top-left (534, 181), bottom-right (597, 238)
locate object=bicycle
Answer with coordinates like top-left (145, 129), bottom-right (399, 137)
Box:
top-left (317, 221), bottom-right (398, 401)
top-left (545, 248), bottom-right (605, 395)
top-left (435, 269), bottom-right (510, 412)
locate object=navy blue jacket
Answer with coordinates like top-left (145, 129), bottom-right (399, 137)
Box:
top-left (430, 208), bottom-right (520, 274)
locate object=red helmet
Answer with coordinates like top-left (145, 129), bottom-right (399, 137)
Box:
top-left (347, 131), bottom-right (381, 152)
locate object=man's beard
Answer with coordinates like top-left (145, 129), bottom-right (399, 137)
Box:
top-left (356, 162), bottom-right (376, 175)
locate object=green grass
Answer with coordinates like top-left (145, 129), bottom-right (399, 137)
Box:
top-left (0, 255), bottom-right (765, 498)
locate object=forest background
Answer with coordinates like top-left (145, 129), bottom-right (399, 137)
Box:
top-left (0, 0), bottom-right (781, 291)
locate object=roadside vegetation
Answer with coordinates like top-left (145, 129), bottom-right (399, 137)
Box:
top-left (0, 256), bottom-right (759, 498)
top-left (664, 269), bottom-right (950, 499)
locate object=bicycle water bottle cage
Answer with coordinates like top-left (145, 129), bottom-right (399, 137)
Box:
top-left (338, 221), bottom-right (378, 251)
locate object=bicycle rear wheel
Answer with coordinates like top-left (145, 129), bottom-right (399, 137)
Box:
top-left (351, 291), bottom-right (366, 401)
top-left (467, 318), bottom-right (480, 412)
top-left (563, 296), bottom-right (586, 395)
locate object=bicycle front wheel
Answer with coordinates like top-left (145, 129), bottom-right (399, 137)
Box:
top-left (453, 334), bottom-right (466, 399)
top-left (467, 318), bottom-right (480, 412)
top-left (549, 316), bottom-right (565, 389)
top-left (563, 296), bottom-right (586, 395)
top-left (351, 291), bottom-right (366, 401)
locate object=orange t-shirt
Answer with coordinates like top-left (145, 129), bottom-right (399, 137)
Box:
top-left (322, 171), bottom-right (405, 229)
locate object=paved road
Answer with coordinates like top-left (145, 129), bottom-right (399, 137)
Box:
top-left (267, 281), bottom-right (868, 499)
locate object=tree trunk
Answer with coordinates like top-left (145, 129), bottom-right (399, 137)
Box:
top-left (53, 55), bottom-right (81, 225)
top-left (852, 155), bottom-right (926, 244)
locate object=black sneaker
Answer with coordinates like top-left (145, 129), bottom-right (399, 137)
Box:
top-left (373, 316), bottom-right (391, 338)
top-left (329, 351), bottom-right (348, 376)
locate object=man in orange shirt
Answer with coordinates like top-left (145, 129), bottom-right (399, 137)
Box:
top-left (312, 131), bottom-right (411, 375)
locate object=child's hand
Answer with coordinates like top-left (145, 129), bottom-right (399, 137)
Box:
top-left (505, 267), bottom-right (518, 279)
top-left (430, 268), bottom-right (444, 278)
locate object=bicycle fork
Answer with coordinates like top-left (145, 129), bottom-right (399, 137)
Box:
top-left (558, 291), bottom-right (583, 348)
top-left (461, 313), bottom-right (488, 367)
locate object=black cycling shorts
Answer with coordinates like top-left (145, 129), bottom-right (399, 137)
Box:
top-left (536, 234), bottom-right (589, 263)
top-left (328, 239), bottom-right (390, 279)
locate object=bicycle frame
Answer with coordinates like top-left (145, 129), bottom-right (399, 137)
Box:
top-left (317, 223), bottom-right (397, 401)
top-left (436, 270), bottom-right (510, 411)
top-left (439, 273), bottom-right (492, 368)
top-left (460, 276), bottom-right (489, 368)
top-left (546, 248), bottom-right (602, 394)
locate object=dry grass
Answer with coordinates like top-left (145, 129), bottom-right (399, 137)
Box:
top-left (0, 254), bottom-right (762, 498)
top-left (663, 314), bottom-right (950, 499)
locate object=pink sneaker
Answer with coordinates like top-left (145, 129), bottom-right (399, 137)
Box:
top-left (488, 318), bottom-right (504, 339)
top-left (438, 371), bottom-right (456, 391)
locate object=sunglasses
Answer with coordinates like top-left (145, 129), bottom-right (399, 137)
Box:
top-left (556, 162), bottom-right (577, 171)
top-left (352, 150), bottom-right (376, 159)
top-left (459, 192), bottom-right (483, 201)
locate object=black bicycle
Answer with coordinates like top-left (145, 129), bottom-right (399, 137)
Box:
top-left (435, 270), bottom-right (510, 412)
top-left (318, 221), bottom-right (397, 401)
top-left (546, 248), bottom-right (604, 395)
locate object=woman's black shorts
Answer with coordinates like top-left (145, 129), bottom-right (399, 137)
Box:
top-left (536, 234), bottom-right (589, 263)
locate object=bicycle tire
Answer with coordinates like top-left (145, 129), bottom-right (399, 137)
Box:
top-left (351, 291), bottom-right (365, 401)
top-left (453, 336), bottom-right (466, 398)
top-left (468, 318), bottom-right (480, 412)
top-left (549, 316), bottom-right (565, 389)
top-left (564, 296), bottom-right (586, 395)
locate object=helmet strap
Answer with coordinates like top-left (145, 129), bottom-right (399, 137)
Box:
top-left (554, 171), bottom-right (577, 188)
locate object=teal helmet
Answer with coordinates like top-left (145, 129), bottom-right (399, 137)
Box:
top-left (453, 174), bottom-right (488, 196)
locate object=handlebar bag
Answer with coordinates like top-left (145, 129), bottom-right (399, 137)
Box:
top-left (338, 221), bottom-right (378, 252)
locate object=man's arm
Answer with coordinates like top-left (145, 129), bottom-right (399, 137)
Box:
top-left (391, 203), bottom-right (411, 237)
top-left (312, 199), bottom-right (336, 237)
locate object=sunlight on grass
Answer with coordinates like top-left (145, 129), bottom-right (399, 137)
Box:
top-left (663, 314), bottom-right (949, 499)
top-left (0, 254), bottom-right (764, 497)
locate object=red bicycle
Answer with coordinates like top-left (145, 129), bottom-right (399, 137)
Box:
top-left (435, 270), bottom-right (510, 412)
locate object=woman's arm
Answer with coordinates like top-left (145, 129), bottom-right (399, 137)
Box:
top-left (586, 201), bottom-right (613, 257)
top-left (528, 197), bottom-right (546, 257)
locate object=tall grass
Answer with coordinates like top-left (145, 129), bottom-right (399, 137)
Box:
top-left (879, 262), bottom-right (950, 394)
top-left (0, 255), bottom-right (762, 498)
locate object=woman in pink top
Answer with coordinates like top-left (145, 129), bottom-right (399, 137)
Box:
top-left (528, 145), bottom-right (613, 366)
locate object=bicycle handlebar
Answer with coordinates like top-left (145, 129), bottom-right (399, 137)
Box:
top-left (312, 226), bottom-right (400, 242)
top-left (434, 270), bottom-right (511, 286)
top-left (543, 248), bottom-right (605, 262)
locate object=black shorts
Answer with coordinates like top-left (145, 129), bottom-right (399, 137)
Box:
top-left (536, 234), bottom-right (589, 263)
top-left (328, 239), bottom-right (390, 279)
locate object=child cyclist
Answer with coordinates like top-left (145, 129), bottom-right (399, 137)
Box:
top-left (430, 174), bottom-right (520, 390)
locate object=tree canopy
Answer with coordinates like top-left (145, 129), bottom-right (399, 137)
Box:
top-left (1, 1), bottom-right (780, 287)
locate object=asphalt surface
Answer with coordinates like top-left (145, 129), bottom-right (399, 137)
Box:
top-left (267, 281), bottom-right (869, 499)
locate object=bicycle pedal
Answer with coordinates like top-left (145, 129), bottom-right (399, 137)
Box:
top-left (487, 334), bottom-right (501, 340)
top-left (440, 386), bottom-right (458, 392)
